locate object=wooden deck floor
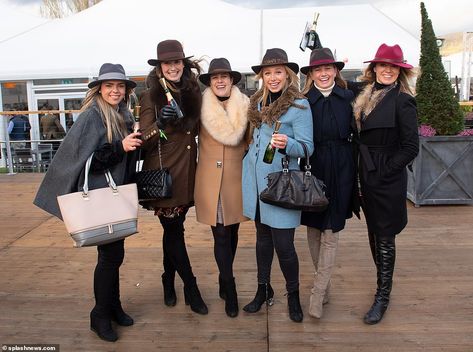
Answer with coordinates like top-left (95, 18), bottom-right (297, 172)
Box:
top-left (0, 173), bottom-right (472, 352)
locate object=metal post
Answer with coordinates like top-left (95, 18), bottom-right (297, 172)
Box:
top-left (2, 115), bottom-right (15, 175)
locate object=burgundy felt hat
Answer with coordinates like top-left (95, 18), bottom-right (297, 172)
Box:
top-left (364, 43), bottom-right (413, 69)
top-left (199, 58), bottom-right (242, 86)
top-left (148, 39), bottom-right (193, 66)
top-left (300, 48), bottom-right (345, 75)
top-left (251, 48), bottom-right (299, 74)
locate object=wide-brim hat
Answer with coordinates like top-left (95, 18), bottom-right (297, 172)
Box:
top-left (251, 48), bottom-right (299, 74)
top-left (199, 58), bottom-right (242, 86)
top-left (364, 43), bottom-right (413, 69)
top-left (88, 63), bottom-right (136, 89)
top-left (148, 39), bottom-right (193, 66)
top-left (300, 48), bottom-right (345, 75)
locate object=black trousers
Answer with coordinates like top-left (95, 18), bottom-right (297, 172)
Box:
top-left (211, 223), bottom-right (239, 281)
top-left (158, 209), bottom-right (194, 285)
top-left (93, 239), bottom-right (125, 317)
top-left (254, 220), bottom-right (299, 293)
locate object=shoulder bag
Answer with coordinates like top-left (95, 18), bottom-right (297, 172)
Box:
top-left (259, 142), bottom-right (329, 212)
top-left (57, 154), bottom-right (139, 247)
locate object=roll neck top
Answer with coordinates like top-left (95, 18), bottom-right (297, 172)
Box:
top-left (314, 82), bottom-right (335, 97)
top-left (264, 90), bottom-right (283, 106)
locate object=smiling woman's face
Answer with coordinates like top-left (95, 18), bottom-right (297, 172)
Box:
top-left (210, 73), bottom-right (233, 98)
top-left (262, 65), bottom-right (288, 93)
top-left (309, 64), bottom-right (336, 89)
top-left (100, 80), bottom-right (126, 108)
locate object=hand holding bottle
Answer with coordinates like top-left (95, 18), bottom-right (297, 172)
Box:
top-left (122, 132), bottom-right (142, 152)
top-left (271, 133), bottom-right (288, 149)
top-left (157, 105), bottom-right (177, 129)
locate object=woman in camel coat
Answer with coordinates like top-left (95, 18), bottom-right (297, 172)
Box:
top-left (194, 58), bottom-right (249, 317)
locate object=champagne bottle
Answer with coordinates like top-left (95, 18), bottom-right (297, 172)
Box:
top-left (307, 12), bottom-right (320, 50)
top-left (263, 121), bottom-right (282, 164)
top-left (133, 105), bottom-right (141, 133)
top-left (159, 78), bottom-right (184, 119)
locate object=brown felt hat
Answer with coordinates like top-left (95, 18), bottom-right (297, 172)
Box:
top-left (251, 48), bottom-right (299, 74)
top-left (300, 48), bottom-right (345, 75)
top-left (147, 39), bottom-right (193, 66)
top-left (199, 58), bottom-right (242, 86)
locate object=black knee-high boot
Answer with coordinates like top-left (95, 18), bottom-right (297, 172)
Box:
top-left (364, 237), bottom-right (396, 325)
top-left (212, 224), bottom-right (234, 299)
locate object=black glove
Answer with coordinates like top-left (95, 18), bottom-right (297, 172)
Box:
top-left (157, 105), bottom-right (177, 129)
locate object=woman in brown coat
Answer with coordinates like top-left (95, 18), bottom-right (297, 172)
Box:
top-left (139, 39), bottom-right (207, 315)
top-left (194, 58), bottom-right (249, 317)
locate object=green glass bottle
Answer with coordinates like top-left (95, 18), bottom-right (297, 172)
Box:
top-left (263, 121), bottom-right (282, 164)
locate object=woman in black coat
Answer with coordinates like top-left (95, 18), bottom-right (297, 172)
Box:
top-left (352, 43), bottom-right (419, 325)
top-left (300, 48), bottom-right (356, 319)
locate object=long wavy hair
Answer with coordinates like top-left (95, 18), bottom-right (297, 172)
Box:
top-left (302, 64), bottom-right (347, 95)
top-left (358, 62), bottom-right (415, 96)
top-left (81, 84), bottom-right (133, 143)
top-left (256, 65), bottom-right (300, 105)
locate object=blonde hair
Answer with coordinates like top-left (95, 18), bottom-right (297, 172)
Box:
top-left (81, 84), bottom-right (132, 143)
top-left (358, 62), bottom-right (415, 96)
top-left (256, 66), bottom-right (300, 104)
top-left (301, 64), bottom-right (347, 95)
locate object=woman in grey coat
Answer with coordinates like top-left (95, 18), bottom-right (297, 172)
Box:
top-left (34, 63), bottom-right (141, 342)
top-left (242, 48), bottom-right (313, 323)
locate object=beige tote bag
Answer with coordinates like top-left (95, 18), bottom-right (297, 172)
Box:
top-left (57, 154), bottom-right (138, 247)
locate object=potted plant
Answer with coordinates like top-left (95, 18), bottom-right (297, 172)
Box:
top-left (407, 2), bottom-right (473, 206)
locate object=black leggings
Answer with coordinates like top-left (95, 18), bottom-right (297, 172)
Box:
top-left (211, 223), bottom-right (239, 281)
top-left (158, 210), bottom-right (194, 285)
top-left (93, 239), bottom-right (125, 317)
top-left (254, 221), bottom-right (299, 293)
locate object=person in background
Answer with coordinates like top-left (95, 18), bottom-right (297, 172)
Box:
top-left (242, 48), bottom-right (314, 323)
top-left (352, 43), bottom-right (419, 324)
top-left (34, 63), bottom-right (141, 342)
top-left (194, 58), bottom-right (249, 317)
top-left (299, 48), bottom-right (357, 319)
top-left (139, 39), bottom-right (208, 315)
top-left (40, 105), bottom-right (66, 140)
top-left (8, 106), bottom-right (31, 149)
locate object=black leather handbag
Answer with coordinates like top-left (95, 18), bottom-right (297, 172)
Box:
top-left (135, 138), bottom-right (172, 200)
top-left (259, 142), bottom-right (328, 212)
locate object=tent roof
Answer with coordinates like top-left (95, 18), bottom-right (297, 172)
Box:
top-left (0, 0), bottom-right (420, 81)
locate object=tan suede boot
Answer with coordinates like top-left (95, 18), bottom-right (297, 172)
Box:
top-left (308, 230), bottom-right (339, 319)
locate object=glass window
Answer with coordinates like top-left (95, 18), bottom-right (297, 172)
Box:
top-left (1, 81), bottom-right (28, 111)
top-left (33, 78), bottom-right (89, 85)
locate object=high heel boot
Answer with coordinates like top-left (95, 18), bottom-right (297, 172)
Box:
top-left (364, 238), bottom-right (396, 325)
top-left (111, 304), bottom-right (134, 326)
top-left (162, 272), bottom-right (177, 307)
top-left (218, 275), bottom-right (225, 300)
top-left (223, 277), bottom-right (238, 317)
top-left (90, 309), bottom-right (118, 342)
top-left (184, 277), bottom-right (208, 315)
top-left (287, 290), bottom-right (303, 323)
top-left (243, 283), bottom-right (274, 313)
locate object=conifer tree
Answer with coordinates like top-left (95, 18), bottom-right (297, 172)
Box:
top-left (416, 2), bottom-right (463, 135)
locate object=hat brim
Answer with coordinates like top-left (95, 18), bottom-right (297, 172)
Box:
top-left (363, 59), bottom-right (413, 69)
top-left (199, 70), bottom-right (242, 86)
top-left (148, 55), bottom-right (194, 66)
top-left (88, 78), bottom-right (136, 89)
top-left (300, 61), bottom-right (345, 75)
top-left (252, 62), bottom-right (299, 74)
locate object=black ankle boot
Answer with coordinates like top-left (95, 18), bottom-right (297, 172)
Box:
top-left (364, 238), bottom-right (395, 325)
top-left (90, 311), bottom-right (118, 342)
top-left (218, 275), bottom-right (225, 300)
top-left (111, 304), bottom-right (134, 326)
top-left (162, 272), bottom-right (177, 307)
top-left (223, 278), bottom-right (238, 318)
top-left (287, 290), bottom-right (303, 323)
top-left (184, 277), bottom-right (208, 315)
top-left (243, 283), bottom-right (274, 313)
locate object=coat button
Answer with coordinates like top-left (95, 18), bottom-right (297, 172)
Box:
top-left (217, 161), bottom-right (222, 168)
top-left (187, 145), bottom-right (191, 150)
top-left (186, 131), bottom-right (191, 135)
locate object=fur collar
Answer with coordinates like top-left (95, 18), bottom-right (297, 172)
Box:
top-left (353, 82), bottom-right (397, 130)
top-left (248, 85), bottom-right (306, 129)
top-left (201, 86), bottom-right (249, 146)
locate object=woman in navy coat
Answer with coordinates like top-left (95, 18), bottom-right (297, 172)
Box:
top-left (300, 48), bottom-right (356, 319)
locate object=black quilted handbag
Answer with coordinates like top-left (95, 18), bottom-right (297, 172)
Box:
top-left (259, 142), bottom-right (328, 212)
top-left (135, 138), bottom-right (172, 200)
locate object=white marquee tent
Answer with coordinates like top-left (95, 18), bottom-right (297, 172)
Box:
top-left (0, 0), bottom-right (421, 81)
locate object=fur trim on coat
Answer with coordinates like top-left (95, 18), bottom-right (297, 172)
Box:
top-left (200, 86), bottom-right (249, 146)
top-left (247, 85), bottom-right (306, 129)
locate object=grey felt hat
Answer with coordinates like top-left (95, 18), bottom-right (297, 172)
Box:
top-left (88, 63), bottom-right (136, 89)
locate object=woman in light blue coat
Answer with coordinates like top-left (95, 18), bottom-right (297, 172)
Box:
top-left (242, 48), bottom-right (314, 323)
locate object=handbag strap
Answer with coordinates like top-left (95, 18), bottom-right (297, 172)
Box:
top-left (82, 153), bottom-right (118, 196)
top-left (281, 141), bottom-right (312, 174)
top-left (154, 105), bottom-right (164, 171)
